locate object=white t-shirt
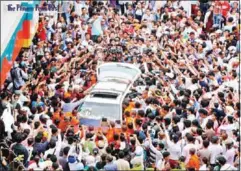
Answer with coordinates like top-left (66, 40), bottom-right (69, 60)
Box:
top-left (218, 124), bottom-right (236, 136)
top-left (199, 164), bottom-right (208, 170)
top-left (166, 140), bottom-right (181, 160)
top-left (208, 144), bottom-right (223, 164)
top-left (74, 1), bottom-right (83, 16)
top-left (224, 148), bottom-right (236, 165)
top-left (1, 103), bottom-right (14, 133)
top-left (187, 114), bottom-right (196, 122)
top-left (182, 143), bottom-right (197, 164)
top-left (91, 16), bottom-right (103, 36)
top-left (220, 163), bottom-right (237, 170)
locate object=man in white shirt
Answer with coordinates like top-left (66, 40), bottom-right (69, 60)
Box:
top-left (142, 8), bottom-right (155, 22)
top-left (224, 139), bottom-right (236, 165)
top-left (217, 156), bottom-right (237, 170)
top-left (130, 146), bottom-right (144, 170)
top-left (0, 93), bottom-right (14, 138)
top-left (182, 134), bottom-right (197, 164)
top-left (115, 151), bottom-right (130, 170)
top-left (208, 136), bottom-right (223, 165)
top-left (61, 1), bottom-right (73, 24)
top-left (182, 120), bottom-right (192, 138)
top-left (187, 107), bottom-right (196, 122)
top-left (74, 0), bottom-right (84, 16)
top-left (165, 130), bottom-right (181, 162)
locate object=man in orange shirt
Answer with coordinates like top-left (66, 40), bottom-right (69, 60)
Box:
top-left (58, 116), bottom-right (71, 133)
top-left (186, 148), bottom-right (200, 171)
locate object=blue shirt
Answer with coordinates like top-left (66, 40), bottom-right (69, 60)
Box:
top-left (104, 163), bottom-right (118, 171)
top-left (91, 16), bottom-right (103, 36)
top-left (33, 141), bottom-right (48, 155)
top-left (31, 101), bottom-right (45, 109)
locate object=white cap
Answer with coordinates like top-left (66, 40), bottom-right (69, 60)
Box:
top-left (216, 29), bottom-right (222, 34)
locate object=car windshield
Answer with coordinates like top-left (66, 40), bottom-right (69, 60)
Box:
top-left (78, 102), bottom-right (121, 121)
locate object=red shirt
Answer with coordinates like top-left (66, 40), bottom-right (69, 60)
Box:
top-left (216, 1), bottom-right (231, 17)
top-left (124, 26), bottom-right (134, 35)
top-left (37, 22), bottom-right (46, 41)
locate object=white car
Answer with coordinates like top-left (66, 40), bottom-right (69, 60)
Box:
top-left (77, 62), bottom-right (141, 127)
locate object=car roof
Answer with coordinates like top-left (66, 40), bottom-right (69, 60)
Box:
top-left (91, 80), bottom-right (129, 93)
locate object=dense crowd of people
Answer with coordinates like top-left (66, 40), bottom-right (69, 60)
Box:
top-left (0, 0), bottom-right (240, 171)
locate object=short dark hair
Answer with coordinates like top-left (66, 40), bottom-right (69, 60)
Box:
top-left (49, 139), bottom-right (56, 149)
top-left (50, 155), bottom-right (57, 163)
top-left (198, 108), bottom-right (208, 115)
top-left (107, 155), bottom-right (113, 162)
top-left (118, 151), bottom-right (125, 159)
top-left (27, 138), bottom-right (34, 146)
top-left (63, 146), bottom-right (70, 156)
top-left (189, 148), bottom-right (196, 155)
top-left (52, 162), bottom-right (59, 170)
top-left (163, 105), bottom-right (170, 111)
top-left (206, 119), bottom-right (214, 129)
top-left (203, 140), bottom-right (210, 148)
top-left (15, 132), bottom-right (23, 143)
top-left (186, 134), bottom-right (194, 142)
top-left (163, 151), bottom-right (170, 158)
top-left (184, 120), bottom-right (191, 128)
